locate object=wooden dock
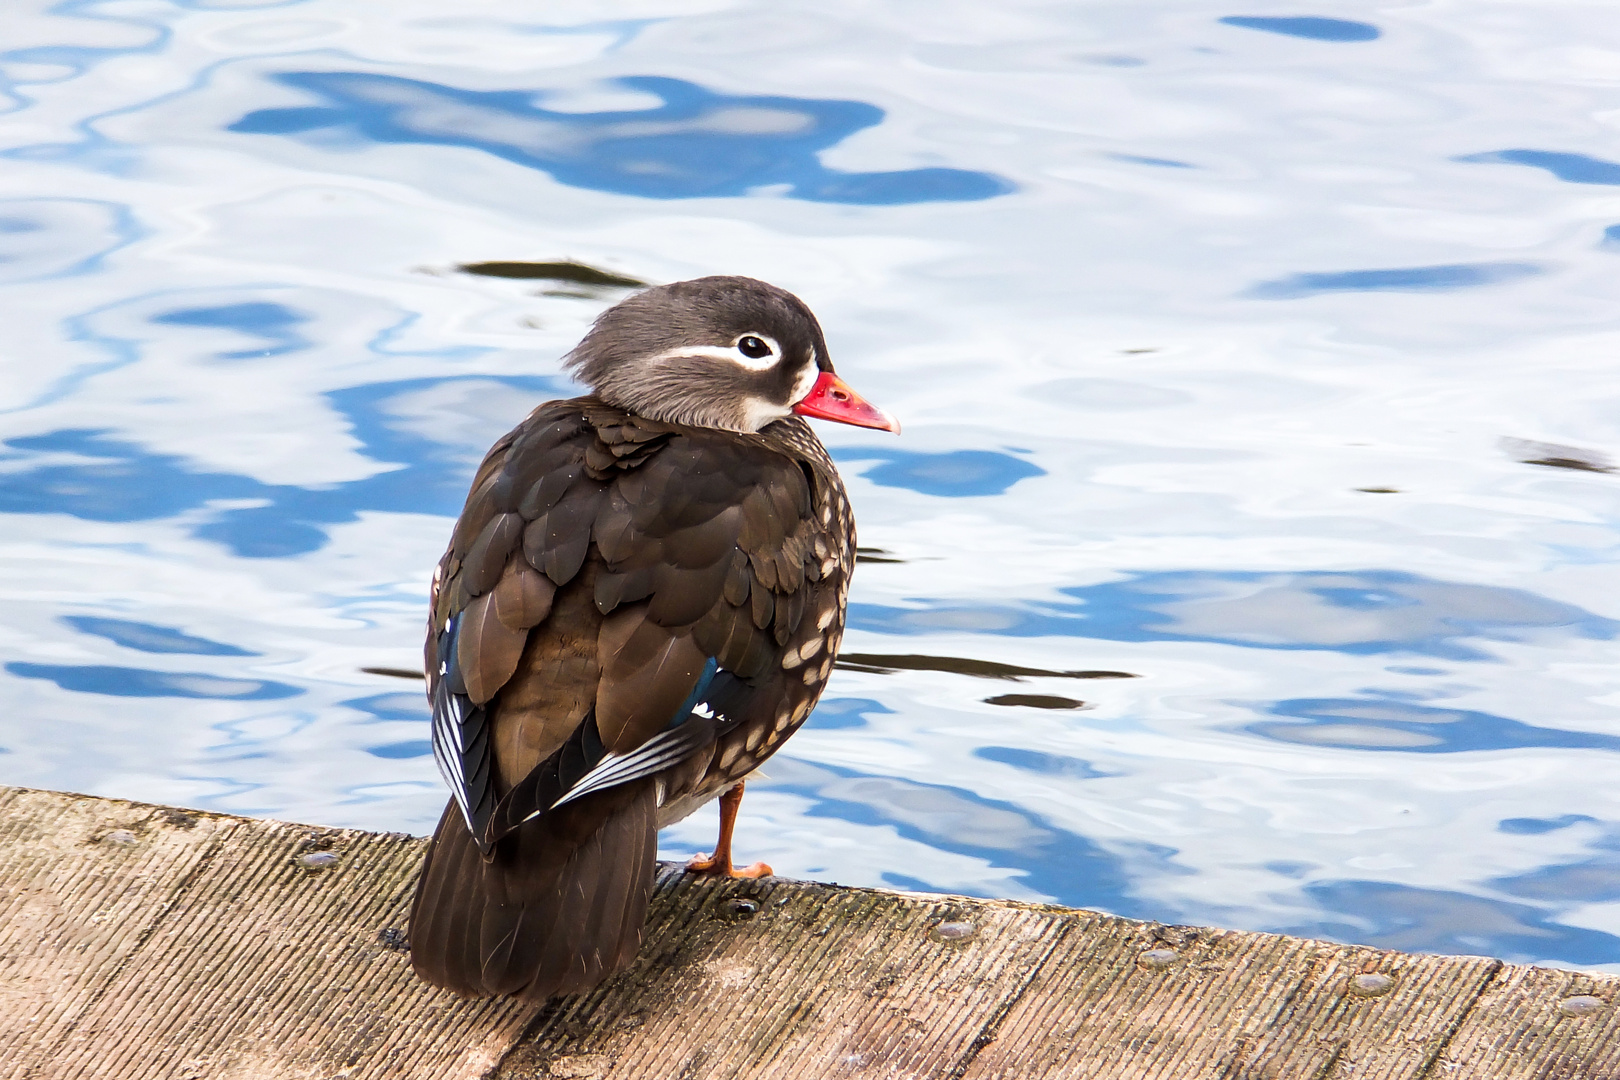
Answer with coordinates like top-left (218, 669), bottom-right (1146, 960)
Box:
top-left (0, 785), bottom-right (1614, 1079)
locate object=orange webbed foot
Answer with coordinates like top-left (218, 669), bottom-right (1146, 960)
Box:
top-left (684, 780), bottom-right (772, 878)
top-left (685, 852), bottom-right (773, 879)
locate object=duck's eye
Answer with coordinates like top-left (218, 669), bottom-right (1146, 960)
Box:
top-left (737, 335), bottom-right (772, 360)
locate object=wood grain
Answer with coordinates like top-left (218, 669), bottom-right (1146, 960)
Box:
top-left (0, 786), bottom-right (1614, 1080)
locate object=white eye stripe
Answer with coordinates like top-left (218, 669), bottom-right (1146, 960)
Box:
top-left (646, 335), bottom-right (781, 373)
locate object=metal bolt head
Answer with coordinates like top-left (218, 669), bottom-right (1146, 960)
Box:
top-left (1558, 995), bottom-right (1605, 1018)
top-left (1349, 973), bottom-right (1396, 998)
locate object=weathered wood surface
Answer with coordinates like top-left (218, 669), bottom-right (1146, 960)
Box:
top-left (0, 786), bottom-right (1613, 1080)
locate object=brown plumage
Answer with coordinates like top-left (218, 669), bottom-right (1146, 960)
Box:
top-left (409, 277), bottom-right (897, 1000)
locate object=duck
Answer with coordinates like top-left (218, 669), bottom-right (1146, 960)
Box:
top-left (408, 275), bottom-right (898, 1000)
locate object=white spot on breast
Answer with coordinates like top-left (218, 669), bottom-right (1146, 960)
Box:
top-left (797, 637), bottom-right (823, 662)
top-left (745, 725), bottom-right (766, 751)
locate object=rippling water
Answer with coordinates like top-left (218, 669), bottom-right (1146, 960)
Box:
top-left (4, 0), bottom-right (1619, 972)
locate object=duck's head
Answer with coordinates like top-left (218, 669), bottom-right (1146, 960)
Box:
top-left (564, 275), bottom-right (899, 435)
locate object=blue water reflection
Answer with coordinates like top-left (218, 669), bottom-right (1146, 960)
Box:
top-left (1492, 830), bottom-right (1620, 903)
top-left (1250, 699), bottom-right (1620, 754)
top-left (850, 570), bottom-right (1614, 660)
top-left (973, 746), bottom-right (1116, 780)
top-left (1457, 149), bottom-right (1620, 185)
top-left (1500, 814), bottom-right (1598, 835)
top-left (835, 447), bottom-right (1045, 497)
top-left (0, 199), bottom-right (137, 284)
top-left (0, 374), bottom-right (559, 557)
top-left (231, 73), bottom-right (1011, 205)
top-left (150, 301), bottom-right (311, 360)
top-left (344, 693), bottom-right (430, 724)
top-left (63, 616), bottom-right (255, 656)
top-left (770, 758), bottom-right (1158, 916)
top-left (6, 663), bottom-right (301, 700)
top-left (1247, 263), bottom-right (1543, 298)
top-left (1302, 880), bottom-right (1620, 963)
top-left (1218, 16), bottom-right (1381, 43)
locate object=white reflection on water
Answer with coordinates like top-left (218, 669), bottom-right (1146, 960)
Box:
top-left (2, 0), bottom-right (1619, 971)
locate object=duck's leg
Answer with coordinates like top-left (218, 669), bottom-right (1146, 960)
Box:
top-left (685, 780), bottom-right (772, 879)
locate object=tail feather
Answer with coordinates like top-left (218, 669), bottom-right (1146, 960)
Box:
top-left (410, 780), bottom-right (658, 1001)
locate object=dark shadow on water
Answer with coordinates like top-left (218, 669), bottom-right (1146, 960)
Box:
top-left (1246, 262), bottom-right (1542, 299)
top-left (1218, 16), bottom-right (1381, 42)
top-left (1457, 149), bottom-right (1620, 186)
top-left (229, 73), bottom-right (1012, 205)
top-left (360, 666), bottom-right (425, 680)
top-left (458, 261), bottom-right (646, 288)
top-left (63, 616), bottom-right (256, 656)
top-left (1248, 698), bottom-right (1620, 754)
top-left (983, 693), bottom-right (1087, 709)
top-left (1500, 436), bottom-right (1614, 474)
top-left (6, 662), bottom-right (301, 700)
top-left (837, 652), bottom-right (1135, 680)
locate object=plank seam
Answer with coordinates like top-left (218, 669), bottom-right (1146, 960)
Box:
top-left (37, 819), bottom-right (236, 1074)
top-left (1216, 943), bottom-right (1319, 1080)
top-left (941, 912), bottom-right (1082, 1080)
top-left (1411, 959), bottom-right (1504, 1080)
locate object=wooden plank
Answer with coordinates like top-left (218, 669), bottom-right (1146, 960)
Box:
top-left (0, 787), bottom-right (234, 1079)
top-left (0, 785), bottom-right (1617, 1080)
top-left (1434, 963), bottom-right (1618, 1078)
top-left (961, 917), bottom-right (1501, 1079)
top-left (493, 874), bottom-right (1075, 1080)
top-left (2, 788), bottom-right (537, 1080)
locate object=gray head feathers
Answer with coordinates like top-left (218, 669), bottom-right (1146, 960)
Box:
top-left (564, 276), bottom-right (832, 433)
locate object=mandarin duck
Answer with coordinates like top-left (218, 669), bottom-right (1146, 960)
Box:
top-left (409, 276), bottom-right (898, 1000)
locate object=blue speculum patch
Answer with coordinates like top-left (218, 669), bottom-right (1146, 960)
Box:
top-left (229, 73), bottom-right (1012, 206)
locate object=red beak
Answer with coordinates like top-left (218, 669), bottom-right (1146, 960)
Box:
top-left (792, 371), bottom-right (901, 433)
